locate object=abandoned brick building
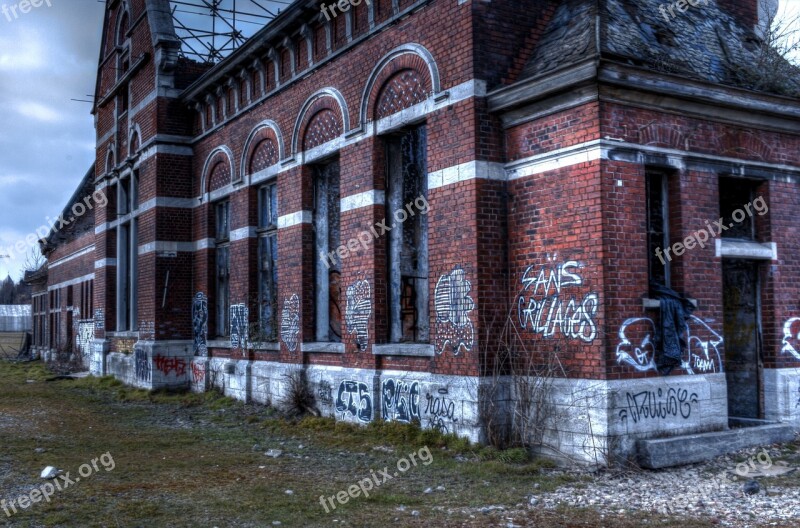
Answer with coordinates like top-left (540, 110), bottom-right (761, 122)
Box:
top-left (31, 0), bottom-right (800, 465)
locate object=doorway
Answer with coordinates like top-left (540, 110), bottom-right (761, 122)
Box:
top-left (722, 259), bottom-right (762, 419)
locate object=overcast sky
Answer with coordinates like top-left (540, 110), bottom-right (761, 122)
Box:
top-left (0, 0), bottom-right (797, 281)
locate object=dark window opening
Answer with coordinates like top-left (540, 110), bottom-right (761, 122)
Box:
top-left (313, 159), bottom-right (341, 343)
top-left (258, 183), bottom-right (278, 341)
top-left (719, 177), bottom-right (760, 241)
top-left (386, 125), bottom-right (428, 343)
top-left (215, 200), bottom-right (231, 337)
top-left (646, 170), bottom-right (670, 290)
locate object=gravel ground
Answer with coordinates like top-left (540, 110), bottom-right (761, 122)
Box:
top-left (530, 443), bottom-right (800, 527)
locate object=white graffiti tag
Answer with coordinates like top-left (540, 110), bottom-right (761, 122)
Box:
top-left (517, 260), bottom-right (598, 342)
top-left (345, 279), bottom-right (372, 350)
top-left (616, 316), bottom-right (723, 374)
top-left (782, 317), bottom-right (800, 360)
top-left (280, 294), bottom-right (300, 352)
top-left (434, 266), bottom-right (475, 354)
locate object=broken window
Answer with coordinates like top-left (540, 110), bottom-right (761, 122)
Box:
top-left (646, 170), bottom-right (670, 289)
top-left (386, 126), bottom-right (429, 343)
top-left (258, 183), bottom-right (278, 341)
top-left (116, 170), bottom-right (139, 331)
top-left (215, 200), bottom-right (230, 337)
top-left (313, 159), bottom-right (342, 343)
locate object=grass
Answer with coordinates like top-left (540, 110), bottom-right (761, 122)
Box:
top-left (0, 360), bottom-right (713, 527)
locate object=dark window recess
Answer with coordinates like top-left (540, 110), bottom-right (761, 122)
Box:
top-left (258, 183), bottom-right (278, 341)
top-left (646, 171), bottom-right (670, 289)
top-left (313, 160), bottom-right (342, 343)
top-left (386, 125), bottom-right (429, 343)
top-left (719, 177), bottom-right (758, 240)
top-left (215, 200), bottom-right (231, 337)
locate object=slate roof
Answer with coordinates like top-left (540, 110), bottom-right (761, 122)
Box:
top-left (520, 0), bottom-right (800, 97)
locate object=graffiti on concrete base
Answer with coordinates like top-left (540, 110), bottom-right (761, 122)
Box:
top-left (424, 390), bottom-right (458, 433)
top-left (134, 349), bottom-right (150, 382)
top-left (317, 380), bottom-right (333, 406)
top-left (153, 355), bottom-right (187, 377)
top-left (381, 379), bottom-right (420, 423)
top-left (191, 362), bottom-right (205, 384)
top-left (618, 387), bottom-right (698, 425)
top-left (335, 380), bottom-right (372, 423)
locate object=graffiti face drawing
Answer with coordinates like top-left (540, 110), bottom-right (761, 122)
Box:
top-left (782, 317), bottom-right (800, 360)
top-left (615, 318), bottom-right (657, 372)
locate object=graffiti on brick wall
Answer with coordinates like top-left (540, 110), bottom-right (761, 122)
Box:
top-left (192, 292), bottom-right (209, 356)
top-left (782, 317), bottom-right (800, 360)
top-left (76, 320), bottom-right (94, 357)
top-left (191, 362), bottom-right (205, 384)
top-left (618, 387), bottom-right (698, 425)
top-left (381, 379), bottom-right (420, 423)
top-left (615, 316), bottom-right (723, 375)
top-left (153, 355), bottom-right (187, 377)
top-left (280, 294), bottom-right (300, 352)
top-left (134, 349), bottom-right (150, 382)
top-left (345, 279), bottom-right (372, 350)
top-left (230, 303), bottom-right (249, 352)
top-left (138, 321), bottom-right (155, 341)
top-left (117, 339), bottom-right (135, 354)
top-left (94, 309), bottom-right (104, 330)
top-left (517, 259), bottom-right (599, 343)
top-left (335, 380), bottom-right (372, 423)
top-left (317, 380), bottom-right (333, 406)
top-left (434, 266), bottom-right (475, 355)
top-left (424, 390), bottom-right (458, 433)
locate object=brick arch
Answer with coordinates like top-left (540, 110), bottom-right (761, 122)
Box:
top-left (128, 124), bottom-right (141, 158)
top-left (292, 88), bottom-right (349, 156)
top-left (105, 146), bottom-right (115, 174)
top-left (715, 131), bottom-right (773, 161)
top-left (360, 43), bottom-right (441, 126)
top-left (201, 146), bottom-right (235, 196)
top-left (638, 123), bottom-right (686, 149)
top-left (241, 120), bottom-right (285, 180)
top-left (374, 69), bottom-right (429, 120)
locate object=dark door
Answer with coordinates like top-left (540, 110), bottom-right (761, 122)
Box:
top-left (722, 259), bottom-right (761, 419)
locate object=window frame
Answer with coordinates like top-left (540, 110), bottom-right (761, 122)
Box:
top-left (215, 200), bottom-right (231, 337)
top-left (257, 183), bottom-right (279, 341)
top-left (385, 125), bottom-right (429, 344)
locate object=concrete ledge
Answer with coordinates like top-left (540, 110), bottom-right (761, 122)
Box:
top-left (372, 344), bottom-right (434, 357)
top-left (301, 342), bottom-right (345, 354)
top-left (637, 423), bottom-right (797, 469)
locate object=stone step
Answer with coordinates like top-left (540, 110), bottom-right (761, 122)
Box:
top-left (637, 423), bottom-right (797, 469)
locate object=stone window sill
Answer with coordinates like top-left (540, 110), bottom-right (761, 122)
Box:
top-left (372, 344), bottom-right (434, 357)
top-left (301, 342), bottom-right (345, 354)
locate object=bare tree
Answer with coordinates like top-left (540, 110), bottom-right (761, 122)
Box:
top-left (22, 246), bottom-right (45, 274)
top-left (740, 0), bottom-right (800, 96)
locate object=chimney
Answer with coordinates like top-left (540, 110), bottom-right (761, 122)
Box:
top-left (715, 0), bottom-right (764, 30)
